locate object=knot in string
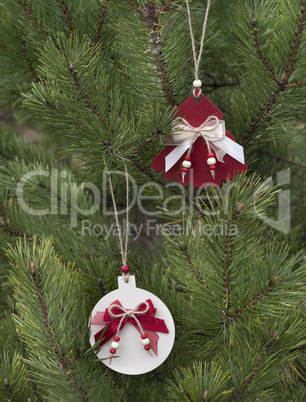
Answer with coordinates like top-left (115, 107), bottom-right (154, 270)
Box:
top-left (109, 301), bottom-right (150, 337)
top-left (186, 116), bottom-right (220, 158)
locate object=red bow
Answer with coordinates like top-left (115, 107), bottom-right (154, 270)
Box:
top-left (92, 299), bottom-right (169, 355)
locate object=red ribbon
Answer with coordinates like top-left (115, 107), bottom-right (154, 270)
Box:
top-left (92, 299), bottom-right (169, 355)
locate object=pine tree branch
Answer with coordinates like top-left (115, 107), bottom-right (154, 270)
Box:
top-left (284, 80), bottom-right (306, 88)
top-left (0, 301), bottom-right (12, 312)
top-left (68, 62), bottom-right (108, 129)
top-left (57, 0), bottom-right (74, 34)
top-left (0, 224), bottom-right (32, 239)
top-left (0, 202), bottom-right (8, 226)
top-left (42, 97), bottom-right (85, 130)
top-left (157, 0), bottom-right (176, 14)
top-left (204, 81), bottom-right (241, 88)
top-left (224, 204), bottom-right (243, 309)
top-left (203, 73), bottom-right (241, 93)
top-left (180, 244), bottom-right (225, 310)
top-left (126, 0), bottom-right (142, 13)
top-left (94, 3), bottom-right (108, 45)
top-left (30, 263), bottom-right (89, 402)
top-left (17, 1), bottom-right (109, 132)
top-left (113, 128), bottom-right (166, 185)
top-left (0, 42), bottom-right (22, 63)
top-left (97, 277), bottom-right (106, 297)
top-left (0, 201), bottom-right (33, 240)
top-left (242, 6), bottom-right (305, 147)
top-left (145, 10), bottom-right (176, 106)
top-left (232, 279), bottom-right (277, 319)
top-left (1, 191), bottom-right (89, 272)
top-left (130, 129), bottom-right (161, 158)
top-left (111, 372), bottom-right (136, 402)
top-left (36, 181), bottom-right (64, 205)
top-left (0, 149), bottom-right (13, 161)
top-left (16, 0), bottom-right (46, 35)
top-left (233, 332), bottom-right (279, 401)
top-left (15, 329), bottom-right (43, 401)
top-left (293, 360), bottom-right (306, 386)
top-left (258, 150), bottom-right (306, 169)
top-left (251, 19), bottom-right (279, 83)
top-left (42, 98), bottom-right (65, 117)
top-left (127, 1), bottom-right (176, 106)
top-left (3, 378), bottom-right (12, 402)
top-left (110, 53), bottom-right (138, 92)
top-left (241, 86), bottom-right (281, 146)
top-left (203, 80), bottom-right (241, 94)
top-left (19, 29), bottom-right (39, 83)
top-left (284, 1), bottom-right (306, 82)
top-left (130, 152), bottom-right (194, 196)
top-left (181, 244), bottom-right (208, 287)
top-left (129, 157), bottom-right (169, 187)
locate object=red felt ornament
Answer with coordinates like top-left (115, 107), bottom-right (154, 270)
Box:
top-left (151, 93), bottom-right (248, 187)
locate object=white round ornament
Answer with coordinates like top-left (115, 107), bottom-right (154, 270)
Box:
top-left (89, 276), bottom-right (175, 375)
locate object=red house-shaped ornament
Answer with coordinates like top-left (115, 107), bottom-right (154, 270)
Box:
top-left (152, 94), bottom-right (247, 187)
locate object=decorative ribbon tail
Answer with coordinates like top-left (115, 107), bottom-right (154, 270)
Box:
top-left (210, 137), bottom-right (245, 165)
top-left (91, 312), bottom-right (106, 326)
top-left (165, 144), bottom-right (189, 172)
top-left (145, 330), bottom-right (159, 355)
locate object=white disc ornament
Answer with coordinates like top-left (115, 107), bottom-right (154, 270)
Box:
top-left (89, 276), bottom-right (175, 375)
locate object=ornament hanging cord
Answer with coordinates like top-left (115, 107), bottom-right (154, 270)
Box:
top-left (186, 0), bottom-right (212, 98)
top-left (180, 0), bottom-right (216, 181)
top-left (108, 166), bottom-right (130, 283)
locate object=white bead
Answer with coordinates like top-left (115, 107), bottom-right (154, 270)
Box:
top-left (182, 160), bottom-right (192, 168)
top-left (141, 338), bottom-right (150, 346)
top-left (111, 341), bottom-right (119, 349)
top-left (193, 80), bottom-right (202, 88)
top-left (207, 157), bottom-right (217, 166)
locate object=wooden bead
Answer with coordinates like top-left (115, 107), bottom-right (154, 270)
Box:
top-left (141, 338), bottom-right (150, 346)
top-left (193, 80), bottom-right (202, 88)
top-left (144, 345), bottom-right (151, 351)
top-left (110, 348), bottom-right (116, 354)
top-left (182, 160), bottom-right (192, 168)
top-left (182, 167), bottom-right (188, 172)
top-left (209, 165), bottom-right (216, 170)
top-left (111, 341), bottom-right (119, 349)
top-left (121, 265), bottom-right (130, 273)
top-left (184, 155), bottom-right (191, 161)
top-left (207, 157), bottom-right (217, 166)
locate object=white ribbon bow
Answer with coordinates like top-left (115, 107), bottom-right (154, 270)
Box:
top-left (165, 116), bottom-right (245, 172)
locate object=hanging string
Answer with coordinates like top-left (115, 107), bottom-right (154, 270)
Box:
top-left (108, 165), bottom-right (130, 283)
top-left (185, 0), bottom-right (212, 98)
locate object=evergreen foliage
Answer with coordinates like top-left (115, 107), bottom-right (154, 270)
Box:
top-left (0, 0), bottom-right (305, 401)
